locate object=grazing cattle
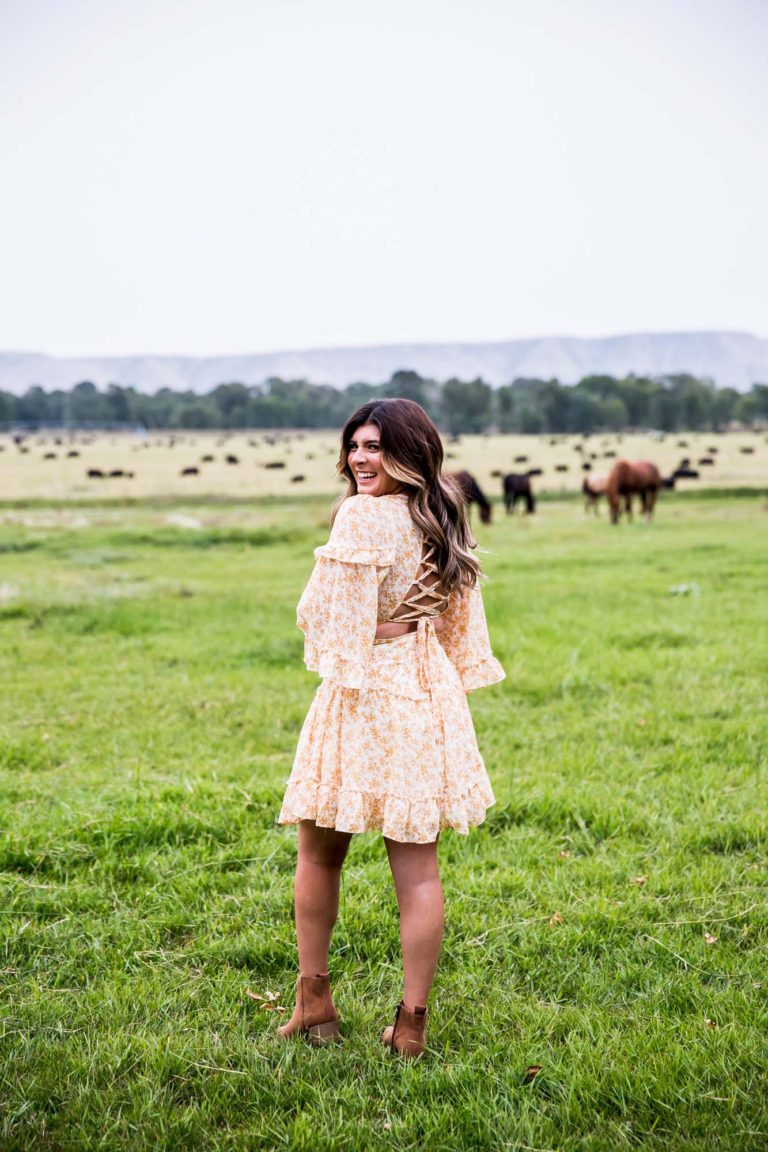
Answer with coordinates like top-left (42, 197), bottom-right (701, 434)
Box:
top-left (662, 468), bottom-right (701, 490)
top-left (503, 473), bottom-right (536, 515)
top-left (668, 467), bottom-right (700, 482)
top-left (86, 468), bottom-right (105, 479)
top-left (452, 471), bottom-right (492, 524)
top-left (698, 457), bottom-right (715, 466)
top-left (606, 460), bottom-right (662, 524)
top-left (514, 455), bottom-right (528, 463)
top-left (526, 467), bottom-right (543, 477)
top-left (43, 452), bottom-right (57, 459)
top-left (290, 474), bottom-right (306, 483)
top-left (181, 466), bottom-right (200, 476)
top-left (706, 446), bottom-right (719, 453)
top-left (740, 446), bottom-right (755, 454)
top-left (225, 454), bottom-right (240, 465)
top-left (583, 471), bottom-right (608, 515)
top-left (555, 464), bottom-right (569, 473)
top-left (201, 454), bottom-right (214, 462)
top-left (582, 462), bottom-right (592, 471)
top-left (264, 461), bottom-right (286, 469)
top-left (603, 450), bottom-right (617, 458)
top-left (67, 450), bottom-right (80, 458)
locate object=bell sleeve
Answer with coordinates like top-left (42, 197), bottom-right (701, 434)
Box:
top-left (438, 582), bottom-right (506, 693)
top-left (297, 496), bottom-right (396, 689)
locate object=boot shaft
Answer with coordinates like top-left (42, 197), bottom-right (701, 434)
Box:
top-left (297, 972), bottom-right (338, 1029)
top-left (390, 1001), bottom-right (428, 1057)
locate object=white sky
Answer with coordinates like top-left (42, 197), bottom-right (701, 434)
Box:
top-left (1, 0), bottom-right (766, 356)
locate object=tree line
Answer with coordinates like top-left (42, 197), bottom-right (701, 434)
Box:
top-left (2, 371), bottom-right (767, 434)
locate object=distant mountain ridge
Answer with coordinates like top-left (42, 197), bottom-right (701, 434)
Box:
top-left (1, 331), bottom-right (766, 394)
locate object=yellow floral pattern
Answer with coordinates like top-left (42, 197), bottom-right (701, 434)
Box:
top-left (278, 493), bottom-right (505, 843)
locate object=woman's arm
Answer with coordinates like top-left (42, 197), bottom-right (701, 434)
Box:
top-left (297, 497), bottom-right (396, 688)
top-left (437, 583), bottom-right (505, 693)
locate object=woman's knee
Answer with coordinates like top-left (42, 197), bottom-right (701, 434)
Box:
top-left (298, 821), bottom-right (352, 869)
top-left (384, 837), bottom-right (441, 888)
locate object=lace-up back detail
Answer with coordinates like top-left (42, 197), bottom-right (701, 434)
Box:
top-left (388, 540), bottom-right (450, 622)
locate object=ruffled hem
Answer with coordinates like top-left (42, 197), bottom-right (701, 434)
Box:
top-left (308, 647), bottom-right (367, 690)
top-left (277, 777), bottom-right (495, 844)
top-left (458, 655), bottom-right (506, 693)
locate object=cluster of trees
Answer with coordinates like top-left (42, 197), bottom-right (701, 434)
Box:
top-left (2, 372), bottom-right (767, 434)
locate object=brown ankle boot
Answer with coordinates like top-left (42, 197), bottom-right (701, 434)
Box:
top-left (277, 973), bottom-right (341, 1045)
top-left (381, 1002), bottom-right (428, 1058)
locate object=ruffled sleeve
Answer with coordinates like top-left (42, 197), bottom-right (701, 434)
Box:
top-left (297, 496), bottom-right (396, 689)
top-left (437, 582), bottom-right (506, 693)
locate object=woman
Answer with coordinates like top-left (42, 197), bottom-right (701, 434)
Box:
top-left (277, 398), bottom-right (505, 1057)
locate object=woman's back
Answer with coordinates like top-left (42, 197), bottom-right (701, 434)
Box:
top-left (312, 493), bottom-right (449, 625)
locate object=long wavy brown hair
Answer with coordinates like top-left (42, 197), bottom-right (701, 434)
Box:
top-left (332, 398), bottom-right (482, 592)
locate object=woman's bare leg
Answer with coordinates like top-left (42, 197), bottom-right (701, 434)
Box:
top-left (294, 820), bottom-right (352, 974)
top-left (384, 837), bottom-right (444, 1009)
top-left (278, 821), bottom-right (352, 1037)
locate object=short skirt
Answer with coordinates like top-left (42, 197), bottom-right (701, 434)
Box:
top-left (278, 620), bottom-right (495, 844)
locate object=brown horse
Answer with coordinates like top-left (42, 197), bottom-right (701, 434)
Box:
top-left (452, 470), bottom-right (492, 523)
top-left (606, 460), bottom-right (662, 524)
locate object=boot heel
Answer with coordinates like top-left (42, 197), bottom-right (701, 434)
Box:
top-left (307, 1019), bottom-right (342, 1045)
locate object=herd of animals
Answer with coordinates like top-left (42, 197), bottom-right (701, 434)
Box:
top-left (454, 454), bottom-right (709, 525)
top-left (4, 430), bottom-right (759, 525)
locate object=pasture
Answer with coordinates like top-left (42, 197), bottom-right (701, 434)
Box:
top-left (1, 493), bottom-right (767, 1151)
top-left (1, 428), bottom-right (766, 502)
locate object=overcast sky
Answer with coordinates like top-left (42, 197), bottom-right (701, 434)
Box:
top-left (1, 0), bottom-right (766, 357)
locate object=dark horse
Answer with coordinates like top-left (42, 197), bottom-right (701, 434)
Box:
top-left (606, 460), bottom-right (662, 524)
top-left (452, 471), bottom-right (492, 523)
top-left (503, 473), bottom-right (536, 514)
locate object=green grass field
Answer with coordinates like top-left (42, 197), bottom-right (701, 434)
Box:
top-left (1, 494), bottom-right (766, 1151)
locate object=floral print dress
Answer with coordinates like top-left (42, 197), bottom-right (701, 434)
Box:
top-left (278, 493), bottom-right (505, 843)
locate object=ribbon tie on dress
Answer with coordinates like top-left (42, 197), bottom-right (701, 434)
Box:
top-left (415, 617), bottom-right (437, 695)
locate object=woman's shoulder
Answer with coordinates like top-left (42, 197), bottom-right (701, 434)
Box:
top-left (334, 493), bottom-right (410, 529)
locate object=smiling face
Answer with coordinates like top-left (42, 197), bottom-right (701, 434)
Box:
top-left (347, 423), bottom-right (402, 497)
